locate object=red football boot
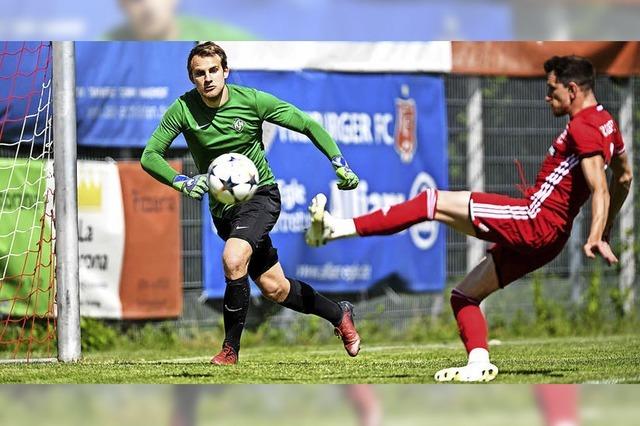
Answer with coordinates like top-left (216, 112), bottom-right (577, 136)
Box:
top-left (334, 301), bottom-right (361, 357)
top-left (210, 342), bottom-right (238, 365)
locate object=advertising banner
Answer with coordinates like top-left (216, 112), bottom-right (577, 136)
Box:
top-left (74, 41), bottom-right (195, 148)
top-left (202, 71), bottom-right (448, 298)
top-left (0, 159), bottom-right (54, 316)
top-left (118, 161), bottom-right (183, 319)
top-left (77, 160), bottom-right (125, 318)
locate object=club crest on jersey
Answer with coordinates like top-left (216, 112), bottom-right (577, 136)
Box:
top-left (233, 118), bottom-right (245, 132)
top-left (394, 85), bottom-right (417, 163)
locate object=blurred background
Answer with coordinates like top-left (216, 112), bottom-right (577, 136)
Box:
top-left (0, 384), bottom-right (638, 425)
top-left (1, 0), bottom-right (640, 40)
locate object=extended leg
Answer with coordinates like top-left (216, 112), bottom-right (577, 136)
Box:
top-left (255, 262), bottom-right (361, 357)
top-left (306, 190), bottom-right (476, 247)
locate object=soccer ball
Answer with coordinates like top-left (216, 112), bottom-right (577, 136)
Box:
top-left (207, 153), bottom-right (260, 204)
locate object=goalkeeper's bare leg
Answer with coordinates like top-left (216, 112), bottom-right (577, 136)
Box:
top-left (306, 191), bottom-right (499, 381)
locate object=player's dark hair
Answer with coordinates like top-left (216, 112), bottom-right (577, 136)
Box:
top-left (543, 55), bottom-right (595, 92)
top-left (187, 42), bottom-right (228, 82)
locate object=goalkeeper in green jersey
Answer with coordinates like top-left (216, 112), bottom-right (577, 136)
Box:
top-left (141, 42), bottom-right (361, 365)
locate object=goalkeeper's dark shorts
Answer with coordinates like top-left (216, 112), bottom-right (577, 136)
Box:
top-left (211, 184), bottom-right (281, 280)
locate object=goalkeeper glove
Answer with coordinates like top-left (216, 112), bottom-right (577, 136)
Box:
top-left (172, 174), bottom-right (208, 200)
top-left (331, 155), bottom-right (359, 190)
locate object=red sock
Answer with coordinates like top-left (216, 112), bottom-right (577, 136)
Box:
top-left (535, 385), bottom-right (579, 426)
top-left (450, 288), bottom-right (488, 353)
top-left (354, 188), bottom-right (438, 236)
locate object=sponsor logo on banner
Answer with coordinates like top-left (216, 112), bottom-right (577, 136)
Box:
top-left (78, 175), bottom-right (103, 209)
top-left (329, 172), bottom-right (438, 250)
top-left (77, 161), bottom-right (125, 319)
top-left (118, 161), bottom-right (183, 319)
top-left (394, 85), bottom-right (418, 163)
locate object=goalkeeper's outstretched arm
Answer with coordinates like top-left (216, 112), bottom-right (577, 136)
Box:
top-left (255, 90), bottom-right (359, 190)
top-left (141, 138), bottom-right (179, 186)
top-left (141, 99), bottom-right (184, 185)
top-left (141, 101), bottom-right (208, 200)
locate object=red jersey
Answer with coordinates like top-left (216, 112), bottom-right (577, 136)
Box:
top-left (530, 104), bottom-right (625, 232)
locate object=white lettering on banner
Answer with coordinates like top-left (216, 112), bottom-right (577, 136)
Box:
top-left (374, 113), bottom-right (394, 144)
top-left (330, 180), bottom-right (405, 218)
top-left (87, 86), bottom-right (118, 98)
top-left (77, 86), bottom-right (170, 100)
top-left (86, 105), bottom-right (168, 120)
top-left (296, 263), bottom-right (372, 282)
top-left (119, 87), bottom-right (137, 98)
top-left (277, 111), bottom-right (394, 146)
top-left (272, 211), bottom-right (310, 234)
top-left (329, 173), bottom-right (439, 250)
top-left (325, 112), bottom-right (373, 144)
top-left (138, 87), bottom-right (169, 99)
top-left (272, 178), bottom-right (310, 234)
top-left (277, 178), bottom-right (307, 211)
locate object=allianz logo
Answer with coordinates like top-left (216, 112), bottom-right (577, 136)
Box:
top-left (275, 173), bottom-right (440, 250)
top-left (329, 172), bottom-right (439, 250)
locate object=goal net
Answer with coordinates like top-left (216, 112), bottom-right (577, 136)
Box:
top-left (0, 41), bottom-right (56, 360)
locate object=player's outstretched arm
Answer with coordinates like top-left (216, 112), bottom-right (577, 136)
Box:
top-left (603, 152), bottom-right (633, 241)
top-left (580, 155), bottom-right (617, 265)
top-left (256, 90), bottom-right (359, 190)
top-left (141, 141), bottom-right (208, 200)
top-left (141, 100), bottom-right (208, 200)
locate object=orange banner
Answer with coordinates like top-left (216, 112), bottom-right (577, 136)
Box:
top-left (452, 42), bottom-right (640, 77)
top-left (118, 161), bottom-right (183, 319)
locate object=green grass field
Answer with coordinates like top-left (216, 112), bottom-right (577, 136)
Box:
top-left (0, 334), bottom-right (638, 384)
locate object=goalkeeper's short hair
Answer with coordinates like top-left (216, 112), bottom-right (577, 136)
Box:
top-left (187, 42), bottom-right (228, 82)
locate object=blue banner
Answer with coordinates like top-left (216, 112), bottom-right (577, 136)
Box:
top-left (0, 42), bottom-right (51, 146)
top-left (202, 71), bottom-right (447, 298)
top-left (74, 41), bottom-right (194, 148)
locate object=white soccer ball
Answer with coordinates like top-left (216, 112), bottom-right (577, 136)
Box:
top-left (207, 153), bottom-right (260, 205)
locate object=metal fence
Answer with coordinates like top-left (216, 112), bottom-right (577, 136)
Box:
top-left (75, 74), bottom-right (639, 333)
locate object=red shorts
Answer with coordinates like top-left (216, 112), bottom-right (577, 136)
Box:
top-left (469, 192), bottom-right (569, 287)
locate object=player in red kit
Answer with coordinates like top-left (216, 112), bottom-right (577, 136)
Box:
top-left (305, 55), bottom-right (633, 382)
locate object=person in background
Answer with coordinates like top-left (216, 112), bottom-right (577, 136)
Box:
top-left (107, 0), bottom-right (254, 40)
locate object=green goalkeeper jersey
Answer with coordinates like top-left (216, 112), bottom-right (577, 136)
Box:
top-left (141, 84), bottom-right (342, 217)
